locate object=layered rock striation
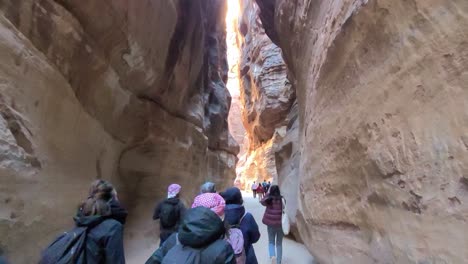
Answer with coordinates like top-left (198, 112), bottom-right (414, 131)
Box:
top-left (0, 0), bottom-right (238, 262)
top-left (236, 0), bottom-right (296, 190)
top-left (252, 0), bottom-right (468, 263)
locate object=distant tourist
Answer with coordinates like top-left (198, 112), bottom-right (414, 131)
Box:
top-left (256, 184), bottom-right (265, 200)
top-left (265, 181), bottom-right (271, 193)
top-left (200, 181), bottom-right (217, 193)
top-left (40, 180), bottom-right (125, 263)
top-left (261, 185), bottom-right (284, 264)
top-left (251, 181), bottom-right (259, 198)
top-left (221, 187), bottom-right (261, 264)
top-left (153, 183), bottom-right (186, 246)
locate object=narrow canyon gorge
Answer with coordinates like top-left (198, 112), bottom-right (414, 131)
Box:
top-left (0, 0), bottom-right (467, 263)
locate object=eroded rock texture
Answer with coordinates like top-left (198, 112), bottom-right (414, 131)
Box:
top-left (252, 0), bottom-right (468, 263)
top-left (236, 0), bottom-right (295, 190)
top-left (0, 0), bottom-right (238, 262)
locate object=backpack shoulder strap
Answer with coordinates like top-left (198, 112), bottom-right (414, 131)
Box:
top-left (239, 212), bottom-right (247, 225)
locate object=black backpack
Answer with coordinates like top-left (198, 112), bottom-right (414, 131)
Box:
top-left (159, 200), bottom-right (180, 229)
top-left (39, 226), bottom-right (88, 264)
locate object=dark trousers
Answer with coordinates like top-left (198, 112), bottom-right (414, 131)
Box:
top-left (252, 190), bottom-right (257, 198)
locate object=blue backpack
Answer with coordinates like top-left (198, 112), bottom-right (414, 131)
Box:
top-left (39, 226), bottom-right (88, 264)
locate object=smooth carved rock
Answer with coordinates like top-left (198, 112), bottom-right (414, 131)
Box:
top-left (0, 1), bottom-right (237, 262)
top-left (253, 0), bottom-right (468, 262)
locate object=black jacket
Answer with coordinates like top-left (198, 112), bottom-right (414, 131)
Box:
top-left (76, 198), bottom-right (128, 225)
top-left (153, 198), bottom-right (186, 232)
top-left (146, 207), bottom-right (235, 264)
top-left (74, 215), bottom-right (125, 264)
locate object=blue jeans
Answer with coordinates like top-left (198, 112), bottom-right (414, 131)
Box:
top-left (267, 225), bottom-right (284, 263)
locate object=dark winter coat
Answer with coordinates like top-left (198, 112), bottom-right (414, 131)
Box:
top-left (74, 215), bottom-right (125, 264)
top-left (108, 198), bottom-right (128, 225)
top-left (225, 204), bottom-right (260, 264)
top-left (260, 196), bottom-right (282, 227)
top-left (153, 197), bottom-right (186, 236)
top-left (76, 198), bottom-right (128, 225)
top-left (146, 207), bottom-right (235, 264)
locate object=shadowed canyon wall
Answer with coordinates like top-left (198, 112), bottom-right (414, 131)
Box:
top-left (247, 0), bottom-right (468, 263)
top-left (236, 0), bottom-right (296, 192)
top-left (0, 0), bottom-right (238, 262)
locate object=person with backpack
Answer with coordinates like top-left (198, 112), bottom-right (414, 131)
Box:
top-left (80, 179), bottom-right (128, 225)
top-left (40, 180), bottom-right (125, 264)
top-left (221, 187), bottom-right (261, 264)
top-left (146, 193), bottom-right (235, 264)
top-left (153, 183), bottom-right (186, 246)
top-left (251, 181), bottom-right (258, 198)
top-left (260, 185), bottom-right (284, 264)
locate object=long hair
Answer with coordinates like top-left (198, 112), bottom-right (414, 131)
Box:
top-left (265, 185), bottom-right (281, 205)
top-left (80, 180), bottom-right (115, 217)
top-left (269, 185), bottom-right (281, 198)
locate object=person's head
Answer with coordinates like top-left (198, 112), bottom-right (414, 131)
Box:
top-left (268, 181), bottom-right (271, 184)
top-left (88, 179), bottom-right (115, 201)
top-left (178, 207), bottom-right (225, 248)
top-left (263, 180), bottom-right (266, 182)
top-left (82, 180), bottom-right (115, 217)
top-left (220, 187), bottom-right (243, 205)
top-left (269, 185), bottom-right (281, 197)
top-left (200, 182), bottom-right (216, 193)
top-left (192, 193), bottom-right (226, 218)
top-left (167, 183), bottom-right (181, 199)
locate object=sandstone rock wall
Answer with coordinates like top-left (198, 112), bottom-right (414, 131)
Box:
top-left (254, 0), bottom-right (468, 262)
top-left (0, 0), bottom-right (238, 262)
top-left (236, 0), bottom-right (295, 190)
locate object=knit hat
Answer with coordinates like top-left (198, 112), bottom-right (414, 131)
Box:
top-left (192, 193), bottom-right (226, 217)
top-left (220, 187), bottom-right (243, 205)
top-left (167, 184), bottom-right (181, 198)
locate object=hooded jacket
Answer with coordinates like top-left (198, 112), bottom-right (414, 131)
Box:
top-left (74, 215), bottom-right (125, 264)
top-left (146, 207), bottom-right (235, 264)
top-left (222, 188), bottom-right (261, 264)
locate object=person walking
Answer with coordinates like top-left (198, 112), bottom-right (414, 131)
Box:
top-left (146, 193), bottom-right (235, 264)
top-left (221, 187), bottom-right (261, 264)
top-left (260, 185), bottom-right (284, 264)
top-left (256, 184), bottom-right (265, 201)
top-left (153, 183), bottom-right (186, 246)
top-left (251, 181), bottom-right (258, 198)
top-left (40, 180), bottom-right (125, 264)
top-left (200, 181), bottom-right (217, 193)
top-left (83, 179), bottom-right (128, 225)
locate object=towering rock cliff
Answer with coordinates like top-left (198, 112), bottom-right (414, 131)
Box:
top-left (0, 0), bottom-right (238, 262)
top-left (236, 0), bottom-right (296, 191)
top-left (250, 0), bottom-right (468, 263)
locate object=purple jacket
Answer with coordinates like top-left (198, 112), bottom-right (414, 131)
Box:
top-left (260, 196), bottom-right (282, 227)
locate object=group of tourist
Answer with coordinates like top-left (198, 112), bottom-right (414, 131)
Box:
top-left (36, 179), bottom-right (285, 264)
top-left (251, 180), bottom-right (271, 200)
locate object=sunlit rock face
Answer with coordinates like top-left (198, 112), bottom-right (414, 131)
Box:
top-left (254, 0), bottom-right (468, 263)
top-left (236, 0), bottom-right (296, 190)
top-left (0, 0), bottom-right (238, 262)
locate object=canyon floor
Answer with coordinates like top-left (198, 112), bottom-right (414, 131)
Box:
top-left (126, 192), bottom-right (314, 264)
top-left (244, 192), bottom-right (316, 264)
